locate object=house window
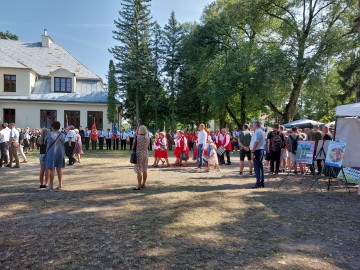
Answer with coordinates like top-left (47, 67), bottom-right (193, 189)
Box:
top-left (40, 110), bottom-right (57, 128)
top-left (4, 75), bottom-right (16, 92)
top-left (3, 109), bottom-right (15, 123)
top-left (87, 111), bottom-right (103, 130)
top-left (54, 77), bottom-right (72, 93)
top-left (64, 110), bottom-right (80, 128)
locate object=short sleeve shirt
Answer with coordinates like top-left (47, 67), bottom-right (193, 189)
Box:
top-left (250, 128), bottom-right (265, 151)
top-left (239, 130), bottom-right (252, 147)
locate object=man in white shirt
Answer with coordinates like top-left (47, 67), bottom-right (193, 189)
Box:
top-left (65, 125), bottom-right (77, 165)
top-left (6, 123), bottom-right (20, 168)
top-left (128, 128), bottom-right (135, 150)
top-left (147, 131), bottom-right (153, 151)
top-left (197, 123), bottom-right (208, 170)
top-left (249, 121), bottom-right (265, 188)
top-left (98, 129), bottom-right (104, 150)
top-left (0, 123), bottom-right (10, 167)
top-left (105, 129), bottom-right (112, 150)
top-left (120, 129), bottom-right (128, 150)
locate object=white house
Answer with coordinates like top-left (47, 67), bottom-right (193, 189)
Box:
top-left (0, 30), bottom-right (118, 130)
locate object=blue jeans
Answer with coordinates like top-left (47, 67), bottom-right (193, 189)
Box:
top-left (253, 149), bottom-right (264, 185)
top-left (198, 144), bottom-right (204, 168)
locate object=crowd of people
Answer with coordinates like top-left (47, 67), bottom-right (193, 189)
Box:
top-left (0, 120), bottom-right (336, 191)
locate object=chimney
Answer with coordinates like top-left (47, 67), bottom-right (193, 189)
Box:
top-left (41, 29), bottom-right (53, 48)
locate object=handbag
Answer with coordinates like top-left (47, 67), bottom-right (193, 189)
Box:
top-left (130, 150), bottom-right (137, 164)
top-left (181, 151), bottom-right (187, 161)
top-left (130, 136), bottom-right (137, 164)
top-left (216, 146), bottom-right (225, 156)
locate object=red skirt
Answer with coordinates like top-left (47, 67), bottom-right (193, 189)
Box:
top-left (158, 149), bottom-right (168, 159)
top-left (174, 147), bottom-right (181, 159)
top-left (154, 149), bottom-right (160, 158)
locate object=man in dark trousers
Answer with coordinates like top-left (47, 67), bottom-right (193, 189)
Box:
top-left (79, 126), bottom-right (85, 145)
top-left (65, 125), bottom-right (77, 165)
top-left (98, 128), bottom-right (104, 150)
top-left (120, 129), bottom-right (127, 150)
top-left (105, 129), bottom-right (112, 150)
top-left (267, 123), bottom-right (285, 175)
top-left (128, 128), bottom-right (135, 150)
top-left (84, 127), bottom-right (90, 150)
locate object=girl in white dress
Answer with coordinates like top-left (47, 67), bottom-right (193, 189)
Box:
top-left (206, 143), bottom-right (221, 172)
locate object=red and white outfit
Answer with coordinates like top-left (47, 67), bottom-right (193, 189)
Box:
top-left (215, 132), bottom-right (223, 149)
top-left (179, 135), bottom-right (189, 160)
top-left (174, 137), bottom-right (181, 159)
top-left (222, 132), bottom-right (232, 151)
top-left (153, 137), bottom-right (160, 158)
top-left (158, 137), bottom-right (168, 158)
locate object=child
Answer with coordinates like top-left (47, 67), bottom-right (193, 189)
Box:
top-left (206, 143), bottom-right (221, 172)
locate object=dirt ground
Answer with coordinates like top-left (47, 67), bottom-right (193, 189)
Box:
top-left (0, 149), bottom-right (359, 270)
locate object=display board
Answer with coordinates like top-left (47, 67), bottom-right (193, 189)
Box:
top-left (296, 141), bottom-right (315, 164)
top-left (335, 118), bottom-right (360, 167)
top-left (325, 141), bottom-right (347, 168)
top-left (337, 167), bottom-right (360, 184)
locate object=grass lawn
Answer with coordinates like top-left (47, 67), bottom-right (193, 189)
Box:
top-left (0, 149), bottom-right (359, 269)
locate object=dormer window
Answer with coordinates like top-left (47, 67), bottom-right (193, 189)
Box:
top-left (54, 77), bottom-right (72, 93)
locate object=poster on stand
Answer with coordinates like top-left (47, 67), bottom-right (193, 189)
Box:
top-left (325, 141), bottom-right (347, 168)
top-left (295, 141), bottom-right (315, 164)
top-left (337, 167), bottom-right (360, 184)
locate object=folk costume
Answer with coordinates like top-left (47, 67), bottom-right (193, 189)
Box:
top-left (222, 131), bottom-right (232, 165)
top-left (158, 137), bottom-right (169, 159)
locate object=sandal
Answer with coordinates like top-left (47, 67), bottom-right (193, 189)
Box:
top-left (133, 187), bottom-right (142, 190)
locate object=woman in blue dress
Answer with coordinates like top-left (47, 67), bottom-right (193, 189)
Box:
top-left (45, 121), bottom-right (65, 191)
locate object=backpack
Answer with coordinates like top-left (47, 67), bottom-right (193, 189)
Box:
top-left (270, 131), bottom-right (282, 152)
top-left (288, 135), bottom-right (299, 154)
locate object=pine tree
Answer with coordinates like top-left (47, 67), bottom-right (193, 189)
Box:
top-left (107, 60), bottom-right (118, 124)
top-left (163, 11), bottom-right (184, 130)
top-left (110, 0), bottom-right (154, 127)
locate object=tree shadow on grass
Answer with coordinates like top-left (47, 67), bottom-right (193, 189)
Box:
top-left (1, 172), bottom-right (359, 269)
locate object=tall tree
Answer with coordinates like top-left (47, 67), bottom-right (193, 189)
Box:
top-left (0, 31), bottom-right (18, 40)
top-left (163, 11), bottom-right (184, 130)
top-left (263, 0), bottom-right (356, 122)
top-left (107, 60), bottom-right (118, 123)
top-left (110, 0), bottom-right (154, 126)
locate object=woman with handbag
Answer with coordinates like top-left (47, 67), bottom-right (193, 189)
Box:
top-left (133, 125), bottom-right (150, 190)
top-left (45, 121), bottom-right (65, 191)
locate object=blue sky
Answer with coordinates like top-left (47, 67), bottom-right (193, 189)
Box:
top-left (1, 0), bottom-right (213, 81)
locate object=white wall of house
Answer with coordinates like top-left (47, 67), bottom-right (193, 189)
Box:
top-left (0, 101), bottom-right (115, 130)
top-left (0, 68), bottom-right (36, 96)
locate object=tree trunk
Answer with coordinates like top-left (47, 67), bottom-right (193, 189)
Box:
top-left (225, 104), bottom-right (242, 128)
top-left (283, 77), bottom-right (305, 122)
top-left (240, 94), bottom-right (246, 126)
top-left (136, 88), bottom-right (140, 127)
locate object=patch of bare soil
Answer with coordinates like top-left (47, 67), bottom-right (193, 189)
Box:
top-left (0, 150), bottom-right (359, 270)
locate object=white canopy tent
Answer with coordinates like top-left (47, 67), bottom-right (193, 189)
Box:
top-left (335, 103), bottom-right (360, 167)
top-left (336, 103), bottom-right (360, 117)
